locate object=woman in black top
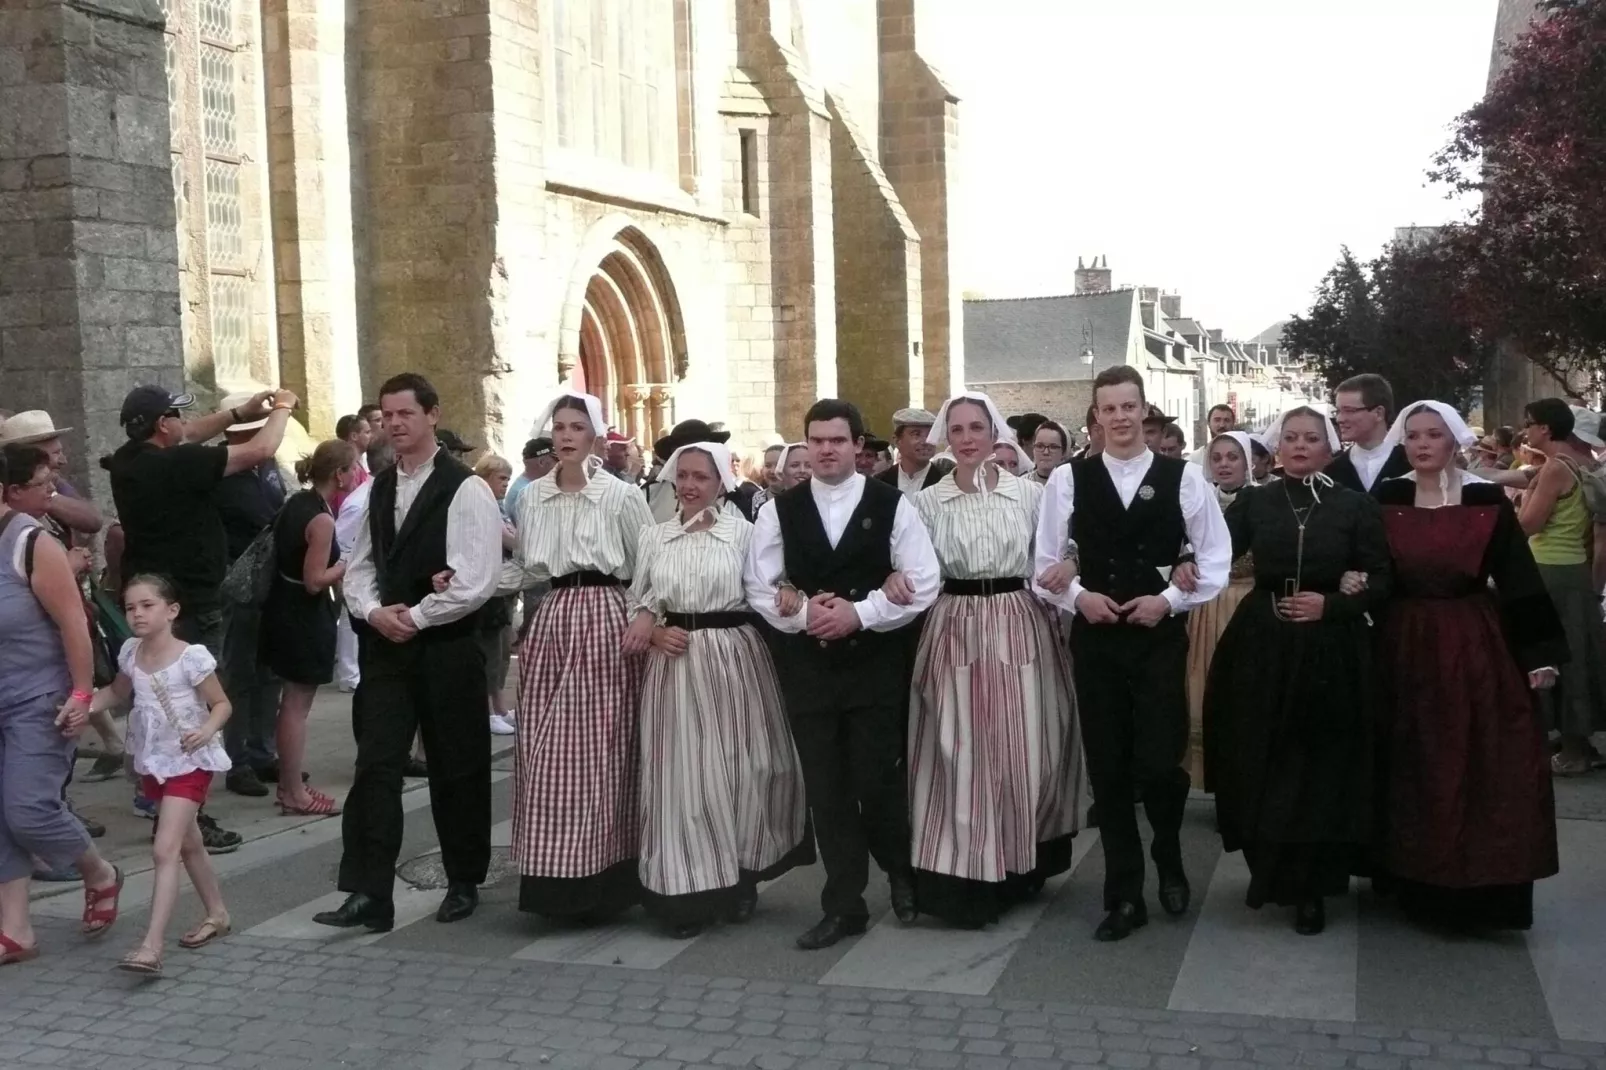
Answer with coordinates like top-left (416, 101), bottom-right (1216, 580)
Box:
top-left (260, 439), bottom-right (356, 816)
top-left (1204, 407), bottom-right (1393, 936)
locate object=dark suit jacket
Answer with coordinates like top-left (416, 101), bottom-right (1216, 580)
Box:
top-left (874, 458), bottom-right (954, 492)
top-left (1326, 444), bottom-right (1411, 496)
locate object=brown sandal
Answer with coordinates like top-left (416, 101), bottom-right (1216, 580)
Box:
top-left (114, 946), bottom-right (162, 977)
top-left (0, 932), bottom-right (39, 967)
top-left (178, 916), bottom-right (231, 949)
top-left (81, 866), bottom-right (123, 938)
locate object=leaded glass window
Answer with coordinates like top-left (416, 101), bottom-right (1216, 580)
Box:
top-left (550, 0), bottom-right (678, 179)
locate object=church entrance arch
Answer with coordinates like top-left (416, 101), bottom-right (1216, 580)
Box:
top-left (559, 224), bottom-right (688, 446)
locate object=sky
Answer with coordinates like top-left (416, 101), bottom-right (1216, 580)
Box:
top-left (914, 0), bottom-right (1502, 340)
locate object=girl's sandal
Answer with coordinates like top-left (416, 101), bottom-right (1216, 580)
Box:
top-left (114, 947), bottom-right (162, 977)
top-left (178, 916), bottom-right (231, 950)
top-left (0, 932), bottom-right (39, 967)
top-left (81, 866), bottom-right (124, 938)
top-left (277, 788), bottom-right (341, 817)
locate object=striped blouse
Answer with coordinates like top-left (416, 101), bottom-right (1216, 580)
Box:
top-left (628, 511), bottom-right (753, 618)
top-left (501, 464), bottom-right (654, 588)
top-left (912, 469), bottom-right (1044, 581)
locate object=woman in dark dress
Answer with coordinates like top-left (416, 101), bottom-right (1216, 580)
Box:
top-left (260, 439), bottom-right (357, 816)
top-left (1376, 402), bottom-right (1563, 930)
top-left (1205, 406), bottom-right (1393, 935)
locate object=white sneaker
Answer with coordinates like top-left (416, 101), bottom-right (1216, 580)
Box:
top-left (488, 713), bottom-right (516, 736)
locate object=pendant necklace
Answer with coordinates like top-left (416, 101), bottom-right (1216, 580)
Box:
top-left (1274, 480), bottom-right (1318, 623)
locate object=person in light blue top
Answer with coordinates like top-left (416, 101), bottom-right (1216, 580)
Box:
top-left (504, 437), bottom-right (555, 525)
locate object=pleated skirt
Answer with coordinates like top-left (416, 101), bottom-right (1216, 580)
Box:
top-left (513, 586), bottom-right (645, 918)
top-left (638, 624), bottom-right (812, 925)
top-left (908, 589), bottom-right (1086, 926)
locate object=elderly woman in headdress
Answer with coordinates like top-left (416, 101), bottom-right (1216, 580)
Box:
top-left (620, 442), bottom-right (811, 938)
top-left (1375, 401), bottom-right (1563, 929)
top-left (504, 393), bottom-right (655, 922)
top-left (1204, 405), bottom-right (1393, 935)
top-left (906, 392), bottom-right (1085, 928)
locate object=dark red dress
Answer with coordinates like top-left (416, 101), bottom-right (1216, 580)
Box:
top-left (1377, 479), bottom-right (1565, 930)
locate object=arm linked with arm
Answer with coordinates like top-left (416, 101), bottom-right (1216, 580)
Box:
top-left (409, 476), bottom-right (504, 630)
top-left (1321, 496), bottom-right (1393, 622)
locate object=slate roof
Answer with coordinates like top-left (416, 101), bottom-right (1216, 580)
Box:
top-left (1165, 317), bottom-right (1207, 339)
top-left (1249, 320), bottom-right (1290, 348)
top-left (964, 291), bottom-right (1141, 383)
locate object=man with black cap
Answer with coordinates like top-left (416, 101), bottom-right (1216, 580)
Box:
top-left (505, 437), bottom-right (555, 524)
top-left (107, 384), bottom-right (296, 654)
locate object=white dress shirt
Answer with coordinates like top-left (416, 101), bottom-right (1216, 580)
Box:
top-left (1032, 448), bottom-right (1230, 617)
top-left (1347, 440), bottom-right (1395, 491)
top-left (334, 478), bottom-right (371, 558)
top-left (896, 463), bottom-right (933, 498)
top-left (743, 473), bottom-right (940, 633)
top-left (343, 448), bottom-right (505, 631)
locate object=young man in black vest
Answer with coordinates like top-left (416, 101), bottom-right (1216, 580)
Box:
top-left (744, 399), bottom-right (940, 950)
top-left (1033, 366), bottom-right (1230, 941)
top-left (315, 373), bottom-right (504, 931)
top-left (1328, 373), bottom-right (1410, 495)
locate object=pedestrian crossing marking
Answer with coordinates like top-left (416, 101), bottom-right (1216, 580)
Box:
top-left (1526, 819), bottom-right (1606, 1043)
top-left (818, 832), bottom-right (1101, 995)
top-left (1167, 848), bottom-right (1359, 1021)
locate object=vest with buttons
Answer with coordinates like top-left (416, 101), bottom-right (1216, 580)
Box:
top-left (366, 452), bottom-right (483, 642)
top-left (773, 476), bottom-right (904, 662)
top-left (1069, 454), bottom-right (1187, 606)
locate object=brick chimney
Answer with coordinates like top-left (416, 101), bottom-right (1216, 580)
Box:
top-left (1160, 294), bottom-right (1182, 320)
top-left (1074, 254), bottom-right (1112, 295)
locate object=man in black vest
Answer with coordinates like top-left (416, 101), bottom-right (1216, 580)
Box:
top-left (1034, 366), bottom-right (1230, 941)
top-left (1328, 373), bottom-right (1410, 495)
top-left (314, 373), bottom-right (504, 931)
top-left (745, 399), bottom-right (940, 950)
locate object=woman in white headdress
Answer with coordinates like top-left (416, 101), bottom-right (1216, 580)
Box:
top-left (504, 393), bottom-right (655, 921)
top-left (1204, 405), bottom-right (1393, 936)
top-left (1373, 401), bottom-right (1562, 930)
top-left (906, 391), bottom-right (1086, 928)
top-left (1183, 431), bottom-right (1260, 788)
top-left (620, 442), bottom-right (811, 937)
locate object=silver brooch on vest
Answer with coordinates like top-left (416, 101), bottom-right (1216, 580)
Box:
top-left (861, 517), bottom-right (873, 529)
top-left (1137, 484), bottom-right (1155, 501)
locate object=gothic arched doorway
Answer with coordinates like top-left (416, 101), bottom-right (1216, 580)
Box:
top-left (561, 225), bottom-right (688, 445)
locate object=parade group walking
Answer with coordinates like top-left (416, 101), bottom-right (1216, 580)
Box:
top-left (0, 362), bottom-right (1587, 974)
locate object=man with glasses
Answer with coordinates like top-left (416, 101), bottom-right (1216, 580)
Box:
top-left (1328, 373), bottom-right (1409, 495)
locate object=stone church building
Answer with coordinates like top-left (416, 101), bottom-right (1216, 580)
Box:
top-left (0, 0), bottom-right (960, 481)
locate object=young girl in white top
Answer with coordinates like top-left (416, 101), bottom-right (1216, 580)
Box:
top-left (87, 574), bottom-right (233, 976)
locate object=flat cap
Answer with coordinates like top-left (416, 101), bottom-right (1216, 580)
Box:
top-left (891, 407), bottom-right (937, 427)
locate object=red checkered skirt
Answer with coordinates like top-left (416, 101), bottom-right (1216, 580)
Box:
top-left (513, 585), bottom-right (644, 879)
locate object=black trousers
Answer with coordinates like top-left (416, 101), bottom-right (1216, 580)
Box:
top-left (782, 652), bottom-right (912, 920)
top-left (337, 629), bottom-right (491, 900)
top-left (1069, 615), bottom-right (1192, 909)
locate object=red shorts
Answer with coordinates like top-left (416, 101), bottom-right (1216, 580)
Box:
top-left (139, 769), bottom-right (213, 805)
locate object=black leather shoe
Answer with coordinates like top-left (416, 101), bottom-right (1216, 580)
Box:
top-left (436, 882), bottom-right (478, 923)
top-left (726, 882), bottom-right (758, 924)
top-left (1156, 864), bottom-right (1191, 916)
top-left (889, 874), bottom-right (918, 923)
top-left (671, 922), bottom-right (704, 939)
top-left (1093, 901), bottom-right (1149, 942)
top-left (1294, 898), bottom-right (1326, 935)
top-left (795, 914), bottom-right (868, 951)
top-left (402, 758), bottom-right (429, 779)
top-left (312, 893), bottom-right (394, 932)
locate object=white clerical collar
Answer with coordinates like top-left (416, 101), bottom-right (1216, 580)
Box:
top-left (811, 472), bottom-right (865, 504)
top-left (1349, 439), bottom-right (1391, 459)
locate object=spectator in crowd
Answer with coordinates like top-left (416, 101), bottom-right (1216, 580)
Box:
top-left (106, 384), bottom-right (297, 851)
top-left (624, 441), bottom-right (646, 484)
top-left (471, 453), bottom-right (519, 736)
top-left (1029, 420), bottom-right (1069, 483)
top-left (1073, 402), bottom-right (1105, 460)
top-left (361, 403), bottom-right (393, 473)
top-left (1142, 404), bottom-right (1174, 453)
top-left (1189, 404), bottom-right (1238, 464)
top-left (0, 446), bottom-right (124, 967)
top-left (260, 440), bottom-right (356, 816)
top-left (1159, 423), bottom-right (1187, 460)
top-left (333, 441), bottom-right (373, 694)
top-left (332, 415), bottom-right (373, 515)
top-left (604, 429), bottom-right (633, 480)
top-left (505, 438), bottom-right (555, 523)
top-left (212, 396), bottom-right (288, 799)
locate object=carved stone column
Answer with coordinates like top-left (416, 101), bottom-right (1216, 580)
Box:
top-left (622, 383), bottom-right (650, 443)
top-left (648, 384), bottom-right (676, 441)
